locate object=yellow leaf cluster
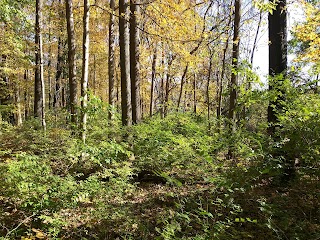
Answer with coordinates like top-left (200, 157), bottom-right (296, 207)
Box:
top-left (294, 1), bottom-right (320, 65)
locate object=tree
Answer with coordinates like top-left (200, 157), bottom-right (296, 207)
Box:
top-left (81, 0), bottom-right (90, 143)
top-left (268, 0), bottom-right (287, 135)
top-left (34, 0), bottom-right (46, 131)
top-left (228, 0), bottom-right (241, 132)
top-left (130, 0), bottom-right (141, 124)
top-left (108, 0), bottom-right (116, 120)
top-left (119, 0), bottom-right (132, 126)
top-left (65, 0), bottom-right (78, 126)
top-left (149, 47), bottom-right (157, 117)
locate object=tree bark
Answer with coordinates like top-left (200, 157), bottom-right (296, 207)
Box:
top-left (206, 53), bottom-right (213, 126)
top-left (177, 65), bottom-right (189, 110)
top-left (65, 0), bottom-right (78, 126)
top-left (217, 15), bottom-right (232, 122)
top-left (108, 0), bottom-right (116, 120)
top-left (228, 0), bottom-right (241, 132)
top-left (54, 37), bottom-right (63, 108)
top-left (268, 0), bottom-right (287, 135)
top-left (130, 0), bottom-right (141, 124)
top-left (35, 0), bottom-right (46, 131)
top-left (81, 0), bottom-right (90, 143)
top-left (149, 47), bottom-right (157, 117)
top-left (119, 0), bottom-right (132, 126)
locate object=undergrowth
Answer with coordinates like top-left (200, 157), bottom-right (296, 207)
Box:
top-left (0, 98), bottom-right (319, 239)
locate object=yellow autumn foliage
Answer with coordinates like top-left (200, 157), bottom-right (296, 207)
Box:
top-left (294, 1), bottom-right (320, 66)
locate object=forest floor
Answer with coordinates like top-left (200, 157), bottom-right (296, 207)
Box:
top-left (0, 113), bottom-right (319, 239)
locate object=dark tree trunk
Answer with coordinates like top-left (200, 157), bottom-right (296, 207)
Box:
top-left (65, 0), bottom-right (78, 126)
top-left (130, 0), bottom-right (141, 124)
top-left (108, 0), bottom-right (116, 120)
top-left (227, 0), bottom-right (241, 159)
top-left (177, 65), bottom-right (189, 110)
top-left (149, 47), bottom-right (157, 117)
top-left (217, 16), bottom-right (231, 122)
top-left (206, 54), bottom-right (213, 126)
top-left (160, 45), bottom-right (165, 118)
top-left (24, 70), bottom-right (30, 120)
top-left (54, 37), bottom-right (63, 108)
top-left (268, 0), bottom-right (287, 135)
top-left (228, 0), bottom-right (241, 132)
top-left (119, 0), bottom-right (132, 126)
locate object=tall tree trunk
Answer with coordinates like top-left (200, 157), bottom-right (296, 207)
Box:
top-left (81, 0), bottom-right (90, 143)
top-left (119, 0), bottom-right (132, 126)
top-left (149, 47), bottom-right (157, 117)
top-left (227, 0), bottom-right (241, 159)
top-left (108, 0), bottom-right (116, 120)
top-left (130, 0), bottom-right (141, 124)
top-left (206, 54), bottom-right (213, 127)
top-left (228, 0), bottom-right (241, 132)
top-left (35, 0), bottom-right (46, 131)
top-left (54, 37), bottom-right (63, 108)
top-left (268, 0), bottom-right (287, 135)
top-left (163, 54), bottom-right (174, 117)
top-left (177, 65), bottom-right (189, 110)
top-left (24, 70), bottom-right (30, 120)
top-left (48, 26), bottom-right (52, 109)
top-left (250, 10), bottom-right (262, 66)
top-left (93, 54), bottom-right (96, 95)
top-left (217, 16), bottom-right (231, 122)
top-left (15, 85), bottom-right (23, 126)
top-left (160, 45), bottom-right (165, 119)
top-left (0, 55), bottom-right (9, 122)
top-left (65, 0), bottom-right (78, 126)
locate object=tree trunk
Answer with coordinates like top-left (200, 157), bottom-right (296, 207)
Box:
top-left (15, 85), bottom-right (23, 126)
top-left (108, 0), bottom-right (116, 120)
top-left (228, 0), bottom-right (241, 132)
top-left (119, 0), bottom-right (132, 126)
top-left (160, 45), bottom-right (165, 118)
top-left (227, 0), bottom-right (241, 159)
top-left (54, 37), bottom-right (63, 108)
top-left (35, 0), bottom-right (46, 131)
top-left (24, 70), bottom-right (30, 120)
top-left (206, 54), bottom-right (213, 127)
top-left (268, 0), bottom-right (287, 135)
top-left (65, 0), bottom-right (78, 126)
top-left (149, 47), bottom-right (157, 117)
top-left (130, 0), bottom-right (141, 124)
top-left (81, 0), bottom-right (90, 143)
top-left (93, 54), bottom-right (96, 95)
top-left (217, 16), bottom-right (231, 122)
top-left (177, 65), bottom-right (189, 110)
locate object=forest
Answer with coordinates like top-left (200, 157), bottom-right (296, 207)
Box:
top-left (0, 0), bottom-right (319, 239)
